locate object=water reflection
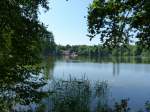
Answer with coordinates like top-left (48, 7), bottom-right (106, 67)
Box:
top-left (113, 63), bottom-right (120, 76)
top-left (38, 77), bottom-right (150, 112)
top-left (65, 56), bottom-right (150, 64)
top-left (52, 56), bottom-right (150, 78)
top-left (43, 57), bottom-right (55, 80)
top-left (0, 55), bottom-right (49, 111)
top-left (1, 56), bottom-right (150, 111)
top-left (45, 56), bottom-right (150, 111)
top-left (0, 70), bottom-right (48, 111)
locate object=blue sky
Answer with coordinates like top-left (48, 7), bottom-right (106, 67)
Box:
top-left (39, 0), bottom-right (99, 45)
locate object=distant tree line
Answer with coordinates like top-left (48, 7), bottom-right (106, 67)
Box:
top-left (55, 44), bottom-right (150, 57)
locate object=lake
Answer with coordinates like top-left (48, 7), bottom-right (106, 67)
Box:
top-left (43, 56), bottom-right (150, 111)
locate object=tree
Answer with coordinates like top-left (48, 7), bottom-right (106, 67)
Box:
top-left (0, 0), bottom-right (51, 110)
top-left (42, 31), bottom-right (56, 56)
top-left (87, 0), bottom-right (150, 49)
top-left (0, 0), bottom-right (50, 64)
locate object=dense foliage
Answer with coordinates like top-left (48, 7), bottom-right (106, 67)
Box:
top-left (56, 44), bottom-right (150, 57)
top-left (0, 0), bottom-right (55, 111)
top-left (87, 0), bottom-right (150, 49)
top-left (0, 0), bottom-right (55, 64)
top-left (42, 31), bottom-right (56, 56)
top-left (0, 0), bottom-right (149, 111)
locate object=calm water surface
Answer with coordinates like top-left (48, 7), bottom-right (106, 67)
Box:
top-left (45, 56), bottom-right (150, 110)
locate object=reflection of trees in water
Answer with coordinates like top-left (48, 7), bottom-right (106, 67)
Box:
top-left (0, 56), bottom-right (48, 111)
top-left (72, 56), bottom-right (150, 64)
top-left (43, 56), bottom-right (55, 80)
top-left (113, 63), bottom-right (120, 77)
top-left (1, 54), bottom-right (150, 111)
top-left (112, 57), bottom-right (120, 77)
top-left (0, 67), bottom-right (48, 111)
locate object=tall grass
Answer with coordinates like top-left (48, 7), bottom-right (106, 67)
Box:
top-left (44, 77), bottom-right (109, 112)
